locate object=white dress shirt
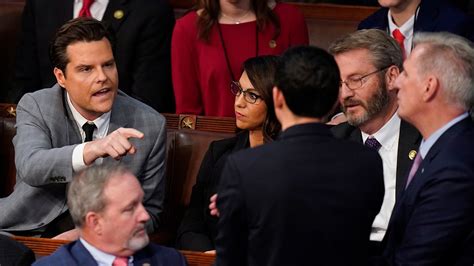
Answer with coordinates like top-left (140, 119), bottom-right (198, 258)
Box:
top-left (80, 238), bottom-right (133, 266)
top-left (67, 93), bottom-right (110, 172)
top-left (361, 112), bottom-right (401, 241)
top-left (73, 0), bottom-right (109, 20)
top-left (387, 9), bottom-right (415, 56)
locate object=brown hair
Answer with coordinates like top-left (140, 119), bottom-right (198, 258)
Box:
top-left (50, 17), bottom-right (114, 75)
top-left (243, 55), bottom-right (281, 142)
top-left (196, 0), bottom-right (281, 42)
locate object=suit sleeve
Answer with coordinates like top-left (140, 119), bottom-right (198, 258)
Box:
top-left (141, 117), bottom-right (167, 233)
top-left (176, 144), bottom-right (216, 251)
top-left (394, 165), bottom-right (474, 264)
top-left (171, 17), bottom-right (204, 115)
top-left (215, 156), bottom-right (247, 266)
top-left (129, 2), bottom-right (176, 113)
top-left (14, 0), bottom-right (42, 101)
top-left (13, 93), bottom-right (76, 186)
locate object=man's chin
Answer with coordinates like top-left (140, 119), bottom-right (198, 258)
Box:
top-left (127, 233), bottom-right (149, 251)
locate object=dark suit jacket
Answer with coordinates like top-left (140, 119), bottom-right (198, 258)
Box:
top-left (358, 0), bottom-right (474, 42)
top-left (0, 234), bottom-right (35, 266)
top-left (381, 118), bottom-right (474, 265)
top-left (176, 131), bottom-right (249, 251)
top-left (33, 239), bottom-right (187, 266)
top-left (14, 0), bottom-right (175, 112)
top-left (331, 120), bottom-right (421, 196)
top-left (215, 123), bottom-right (385, 266)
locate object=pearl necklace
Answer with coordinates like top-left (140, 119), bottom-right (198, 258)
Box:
top-left (220, 9), bottom-right (251, 24)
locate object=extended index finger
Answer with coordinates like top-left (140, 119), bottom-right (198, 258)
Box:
top-left (117, 127), bottom-right (144, 139)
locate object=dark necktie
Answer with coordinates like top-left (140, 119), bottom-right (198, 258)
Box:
top-left (405, 152), bottom-right (423, 189)
top-left (78, 0), bottom-right (94, 18)
top-left (392, 29), bottom-right (406, 59)
top-left (82, 122), bottom-right (96, 142)
top-left (365, 136), bottom-right (382, 151)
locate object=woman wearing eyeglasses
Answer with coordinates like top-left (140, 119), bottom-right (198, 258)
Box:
top-left (172, 0), bottom-right (308, 117)
top-left (176, 55), bottom-right (281, 252)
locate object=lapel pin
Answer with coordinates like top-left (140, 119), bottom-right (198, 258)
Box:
top-left (114, 10), bottom-right (124, 20)
top-left (269, 40), bottom-right (277, 48)
top-left (408, 150), bottom-right (417, 160)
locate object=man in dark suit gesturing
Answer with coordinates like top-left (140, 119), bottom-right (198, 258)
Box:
top-left (34, 164), bottom-right (186, 266)
top-left (215, 46), bottom-right (385, 266)
top-left (14, 0), bottom-right (175, 112)
top-left (329, 29), bottom-right (420, 255)
top-left (0, 18), bottom-right (166, 238)
top-left (381, 32), bottom-right (474, 265)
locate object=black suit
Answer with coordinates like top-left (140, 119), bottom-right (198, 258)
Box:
top-left (215, 123), bottom-right (385, 266)
top-left (0, 234), bottom-right (35, 266)
top-left (14, 0), bottom-right (175, 112)
top-left (331, 120), bottom-right (421, 196)
top-left (176, 131), bottom-right (249, 251)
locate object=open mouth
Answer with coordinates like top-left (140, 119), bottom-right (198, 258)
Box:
top-left (92, 88), bottom-right (111, 97)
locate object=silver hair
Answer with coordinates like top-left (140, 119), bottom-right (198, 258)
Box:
top-left (413, 32), bottom-right (474, 110)
top-left (67, 164), bottom-right (130, 228)
top-left (328, 29), bottom-right (404, 71)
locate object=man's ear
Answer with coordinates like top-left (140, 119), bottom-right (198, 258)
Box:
top-left (422, 75), bottom-right (439, 103)
top-left (273, 86), bottom-right (284, 110)
top-left (85, 212), bottom-right (103, 235)
top-left (386, 65), bottom-right (400, 91)
top-left (53, 67), bottom-right (66, 88)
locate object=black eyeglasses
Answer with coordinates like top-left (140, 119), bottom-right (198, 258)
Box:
top-left (340, 66), bottom-right (391, 90)
top-left (230, 81), bottom-right (262, 104)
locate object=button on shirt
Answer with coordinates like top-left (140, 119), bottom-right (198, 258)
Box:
top-left (361, 112), bottom-right (401, 241)
top-left (80, 238), bottom-right (133, 266)
top-left (67, 94), bottom-right (110, 172)
top-left (73, 0), bottom-right (109, 19)
top-left (387, 9), bottom-right (415, 56)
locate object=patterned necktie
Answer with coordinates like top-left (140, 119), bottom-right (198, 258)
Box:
top-left (392, 29), bottom-right (406, 59)
top-left (82, 122), bottom-right (96, 142)
top-left (78, 0), bottom-right (94, 17)
top-left (405, 152), bottom-right (423, 189)
top-left (112, 256), bottom-right (128, 266)
top-left (364, 136), bottom-right (382, 151)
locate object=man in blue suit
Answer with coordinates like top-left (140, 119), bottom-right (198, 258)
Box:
top-left (34, 164), bottom-right (186, 266)
top-left (359, 0), bottom-right (474, 57)
top-left (380, 32), bottom-right (474, 265)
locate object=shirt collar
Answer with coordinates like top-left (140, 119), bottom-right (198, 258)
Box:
top-left (74, 0), bottom-right (109, 7)
top-left (419, 112), bottom-right (469, 158)
top-left (387, 9), bottom-right (415, 39)
top-left (67, 92), bottom-right (111, 134)
top-left (80, 238), bottom-right (134, 266)
top-left (361, 112), bottom-right (401, 151)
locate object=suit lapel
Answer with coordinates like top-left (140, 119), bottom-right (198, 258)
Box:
top-left (395, 120), bottom-right (421, 196)
top-left (133, 245), bottom-right (157, 266)
top-left (61, 88), bottom-right (82, 145)
top-left (350, 128), bottom-right (363, 143)
top-left (102, 0), bottom-right (131, 34)
top-left (54, 0), bottom-right (74, 25)
top-left (70, 240), bottom-right (98, 265)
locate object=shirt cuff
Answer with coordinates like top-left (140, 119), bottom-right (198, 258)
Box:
top-left (72, 143), bottom-right (87, 172)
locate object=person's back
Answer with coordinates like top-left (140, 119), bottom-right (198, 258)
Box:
top-left (229, 124), bottom-right (384, 265)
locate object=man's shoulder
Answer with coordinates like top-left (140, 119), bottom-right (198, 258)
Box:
top-left (136, 243), bottom-right (185, 264)
top-left (358, 7), bottom-right (388, 30)
top-left (330, 122), bottom-right (360, 139)
top-left (33, 241), bottom-right (78, 266)
top-left (18, 84), bottom-right (63, 105)
top-left (114, 91), bottom-right (165, 123)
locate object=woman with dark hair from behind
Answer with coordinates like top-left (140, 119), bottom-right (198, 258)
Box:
top-left (172, 0), bottom-right (308, 117)
top-left (176, 55), bottom-right (281, 252)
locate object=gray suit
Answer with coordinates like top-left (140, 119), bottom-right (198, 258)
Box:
top-left (0, 84), bottom-right (166, 233)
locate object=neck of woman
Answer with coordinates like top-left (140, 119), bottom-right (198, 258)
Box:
top-left (248, 129), bottom-right (264, 148)
top-left (219, 0), bottom-right (255, 24)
